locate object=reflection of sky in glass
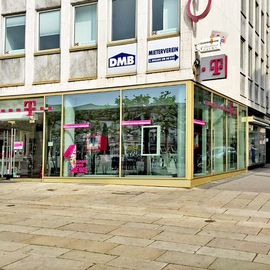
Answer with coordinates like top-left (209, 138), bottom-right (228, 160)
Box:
top-left (46, 95), bottom-right (62, 105)
top-left (123, 85), bottom-right (186, 103)
top-left (65, 91), bottom-right (120, 107)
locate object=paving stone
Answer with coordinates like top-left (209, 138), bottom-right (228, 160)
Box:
top-left (197, 229), bottom-right (246, 240)
top-left (254, 254), bottom-right (270, 264)
top-left (60, 250), bottom-right (116, 264)
top-left (149, 241), bottom-right (201, 253)
top-left (31, 228), bottom-right (75, 237)
top-left (207, 237), bottom-right (270, 254)
top-left (16, 218), bottom-right (71, 229)
top-left (154, 218), bottom-right (206, 229)
top-left (106, 236), bottom-right (154, 247)
top-left (107, 256), bottom-right (167, 270)
top-left (89, 265), bottom-right (128, 270)
top-left (23, 235), bottom-right (72, 247)
top-left (225, 209), bottom-right (270, 219)
top-left (153, 231), bottom-right (213, 246)
top-left (108, 244), bottom-right (165, 260)
top-left (0, 224), bottom-right (38, 234)
top-left (209, 258), bottom-right (270, 270)
top-left (161, 225), bottom-right (200, 235)
top-left (20, 244), bottom-right (69, 257)
top-left (0, 232), bottom-right (33, 243)
top-left (0, 251), bottom-right (28, 268)
top-left (109, 227), bottom-right (162, 239)
top-left (59, 222), bottom-right (119, 234)
top-left (0, 241), bottom-right (27, 252)
top-left (245, 235), bottom-right (270, 244)
top-left (157, 251), bottom-right (215, 269)
top-left (163, 264), bottom-right (208, 270)
top-left (121, 222), bottom-right (161, 230)
top-left (2, 254), bottom-right (93, 270)
top-left (197, 246), bottom-right (255, 261)
top-left (69, 231), bottom-right (112, 241)
top-left (64, 239), bottom-right (118, 253)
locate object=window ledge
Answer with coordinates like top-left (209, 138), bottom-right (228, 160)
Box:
top-left (106, 72), bottom-right (137, 78)
top-left (146, 67), bottom-right (180, 74)
top-left (34, 49), bottom-right (61, 56)
top-left (0, 53), bottom-right (25, 60)
top-left (107, 38), bottom-right (137, 47)
top-left (68, 76), bottom-right (97, 82)
top-left (0, 83), bottom-right (24, 88)
top-left (148, 32), bottom-right (180, 41)
top-left (33, 80), bottom-right (60, 85)
top-left (70, 45), bottom-right (97, 52)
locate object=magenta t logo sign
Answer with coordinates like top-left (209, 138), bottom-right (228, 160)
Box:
top-left (210, 58), bottom-right (224, 75)
top-left (200, 54), bottom-right (228, 81)
top-left (24, 100), bottom-right (36, 116)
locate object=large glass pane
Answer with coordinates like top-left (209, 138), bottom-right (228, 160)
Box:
top-left (250, 126), bottom-right (266, 165)
top-left (239, 106), bottom-right (246, 169)
top-left (5, 15), bottom-right (25, 54)
top-left (227, 102), bottom-right (238, 171)
top-left (194, 87), bottom-right (211, 176)
top-left (212, 95), bottom-right (226, 173)
top-left (75, 4), bottom-right (97, 46)
top-left (0, 98), bottom-right (44, 178)
top-left (63, 91), bottom-right (120, 177)
top-left (39, 10), bottom-right (60, 50)
top-left (112, 0), bottom-right (135, 41)
top-left (45, 96), bottom-right (62, 177)
top-left (152, 0), bottom-right (178, 34)
top-left (122, 84), bottom-right (186, 177)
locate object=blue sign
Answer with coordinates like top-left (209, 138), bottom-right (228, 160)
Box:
top-left (108, 52), bottom-right (136, 68)
top-left (149, 54), bottom-right (179, 63)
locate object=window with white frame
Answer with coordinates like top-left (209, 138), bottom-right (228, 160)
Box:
top-left (112, 0), bottom-right (136, 41)
top-left (240, 37), bottom-right (245, 73)
top-left (39, 10), bottom-right (60, 50)
top-left (5, 15), bottom-right (25, 54)
top-left (152, 0), bottom-right (179, 35)
top-left (74, 3), bottom-right (97, 46)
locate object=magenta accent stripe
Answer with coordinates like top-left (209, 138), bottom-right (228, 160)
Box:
top-left (64, 123), bottom-right (90, 128)
top-left (121, 120), bottom-right (152, 126)
top-left (194, 119), bottom-right (206, 126)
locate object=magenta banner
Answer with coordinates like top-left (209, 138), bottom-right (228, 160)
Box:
top-left (121, 120), bottom-right (152, 126)
top-left (194, 119), bottom-right (206, 126)
top-left (64, 123), bottom-right (90, 128)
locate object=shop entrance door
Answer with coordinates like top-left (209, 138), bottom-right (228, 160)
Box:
top-left (0, 114), bottom-right (43, 178)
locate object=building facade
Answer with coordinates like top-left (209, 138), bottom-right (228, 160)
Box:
top-left (0, 0), bottom-right (268, 187)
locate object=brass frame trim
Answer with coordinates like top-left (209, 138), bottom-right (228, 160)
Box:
top-left (107, 38), bottom-right (137, 47)
top-left (33, 80), bottom-right (60, 85)
top-left (146, 68), bottom-right (180, 74)
top-left (106, 72), bottom-right (137, 78)
top-left (60, 94), bottom-right (64, 177)
top-left (34, 49), bottom-right (61, 56)
top-left (70, 45), bottom-right (97, 52)
top-left (186, 81), bottom-right (194, 180)
top-left (68, 76), bottom-right (97, 82)
top-left (119, 90), bottom-right (123, 178)
top-left (0, 53), bottom-right (25, 60)
top-left (147, 32), bottom-right (180, 41)
top-left (0, 83), bottom-right (24, 88)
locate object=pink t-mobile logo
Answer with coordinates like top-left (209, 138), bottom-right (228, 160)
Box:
top-left (210, 58), bottom-right (224, 75)
top-left (24, 100), bottom-right (36, 116)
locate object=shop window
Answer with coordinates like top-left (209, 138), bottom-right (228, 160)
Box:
top-left (63, 91), bottom-right (120, 177)
top-left (212, 95), bottom-right (226, 174)
top-left (194, 87), bottom-right (211, 176)
top-left (152, 0), bottom-right (179, 35)
top-left (39, 10), bottom-right (60, 50)
top-left (239, 106), bottom-right (246, 169)
top-left (74, 4), bottom-right (97, 46)
top-left (227, 102), bottom-right (238, 171)
top-left (250, 126), bottom-right (266, 165)
top-left (112, 0), bottom-right (135, 41)
top-left (122, 85), bottom-right (186, 177)
top-left (45, 96), bottom-right (62, 177)
top-left (5, 15), bottom-right (25, 54)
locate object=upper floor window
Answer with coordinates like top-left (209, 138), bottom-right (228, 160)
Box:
top-left (152, 0), bottom-right (179, 35)
top-left (112, 0), bottom-right (136, 41)
top-left (249, 0), bottom-right (253, 25)
top-left (74, 3), bottom-right (97, 46)
top-left (5, 15), bottom-right (25, 54)
top-left (39, 10), bottom-right (60, 50)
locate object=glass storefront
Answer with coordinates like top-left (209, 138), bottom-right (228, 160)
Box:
top-left (0, 82), bottom-right (249, 183)
top-left (249, 125), bottom-right (266, 165)
top-left (122, 85), bottom-right (186, 177)
top-left (0, 98), bottom-right (44, 178)
top-left (194, 85), bottom-right (247, 177)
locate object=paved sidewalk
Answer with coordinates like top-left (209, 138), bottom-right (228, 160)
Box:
top-left (0, 168), bottom-right (269, 269)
